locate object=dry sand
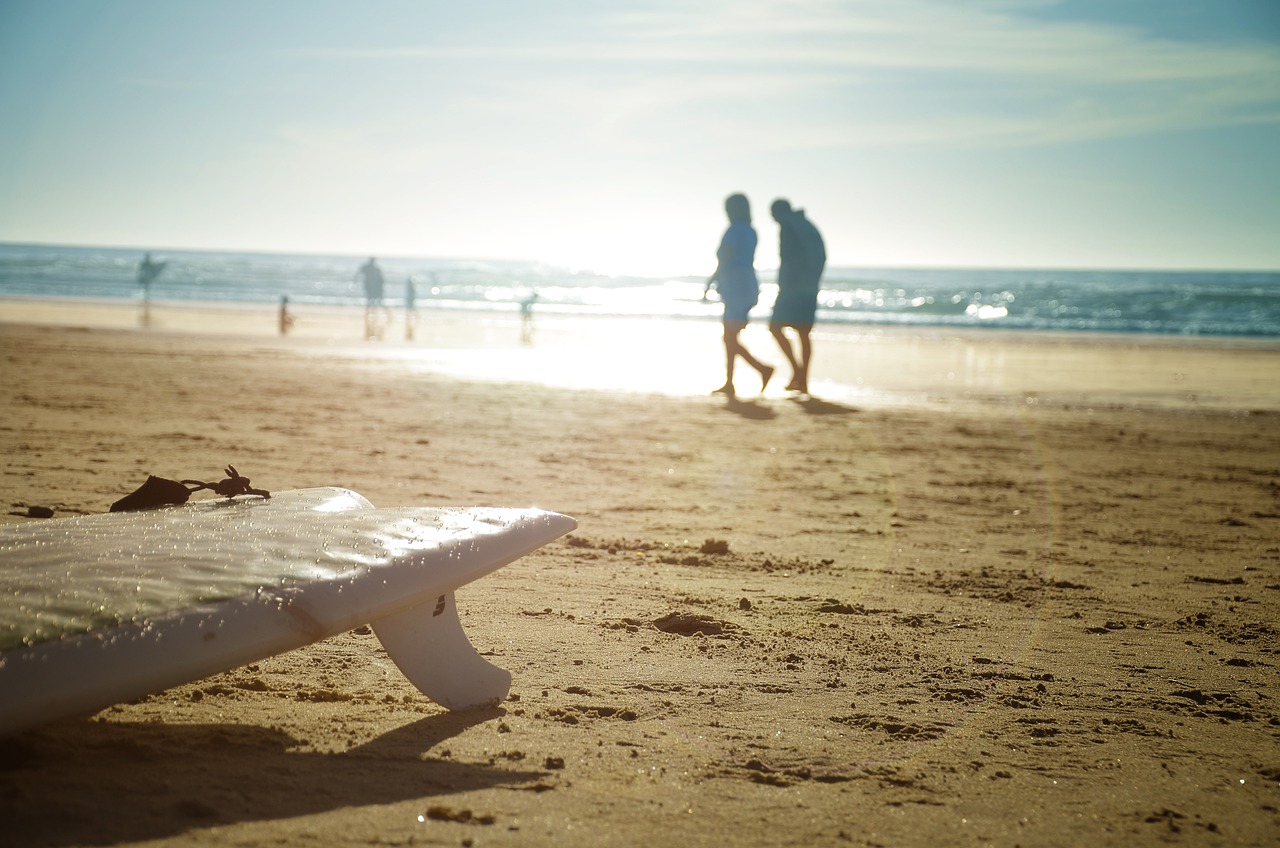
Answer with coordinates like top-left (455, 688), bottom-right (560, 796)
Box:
top-left (1, 302), bottom-right (1278, 847)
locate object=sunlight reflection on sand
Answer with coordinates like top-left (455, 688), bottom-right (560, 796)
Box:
top-left (4, 297), bottom-right (1276, 410)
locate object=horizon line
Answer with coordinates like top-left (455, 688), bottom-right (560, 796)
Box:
top-left (1, 239), bottom-right (1277, 277)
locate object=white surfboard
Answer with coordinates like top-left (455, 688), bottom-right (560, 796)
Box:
top-left (0, 488), bottom-right (576, 736)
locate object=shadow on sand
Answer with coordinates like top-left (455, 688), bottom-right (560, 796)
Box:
top-left (0, 710), bottom-right (542, 846)
top-left (717, 395), bottom-right (858, 419)
top-left (721, 397), bottom-right (777, 420)
top-left (789, 395), bottom-right (860, 416)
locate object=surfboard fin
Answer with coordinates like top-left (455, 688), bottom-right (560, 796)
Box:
top-left (371, 591), bottom-right (511, 710)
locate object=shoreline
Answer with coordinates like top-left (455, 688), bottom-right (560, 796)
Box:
top-left (5, 292), bottom-right (1280, 346)
top-left (4, 296), bottom-right (1278, 412)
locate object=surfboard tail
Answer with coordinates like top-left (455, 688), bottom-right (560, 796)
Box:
top-left (371, 591), bottom-right (511, 710)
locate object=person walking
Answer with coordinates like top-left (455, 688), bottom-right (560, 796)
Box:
top-left (706, 193), bottom-right (774, 396)
top-left (768, 199), bottom-right (826, 394)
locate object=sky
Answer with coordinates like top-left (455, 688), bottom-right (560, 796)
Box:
top-left (1, 0), bottom-right (1277, 274)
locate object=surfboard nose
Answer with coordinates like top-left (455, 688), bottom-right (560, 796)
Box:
top-left (536, 511), bottom-right (578, 536)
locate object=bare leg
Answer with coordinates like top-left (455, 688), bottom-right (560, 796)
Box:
top-left (770, 322), bottom-right (800, 387)
top-left (795, 324), bottom-right (813, 393)
top-left (714, 321), bottom-right (741, 394)
top-left (717, 321), bottom-right (774, 395)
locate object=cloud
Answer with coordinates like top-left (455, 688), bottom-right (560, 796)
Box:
top-left (592, 0), bottom-right (1280, 146)
top-left (285, 0), bottom-right (1280, 151)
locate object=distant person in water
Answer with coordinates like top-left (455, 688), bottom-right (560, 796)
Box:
top-left (705, 193), bottom-right (774, 396)
top-left (278, 295), bottom-right (295, 336)
top-left (404, 276), bottom-right (418, 340)
top-left (768, 199), bottom-right (826, 394)
top-left (136, 252), bottom-right (166, 327)
top-left (356, 257), bottom-right (390, 340)
top-left (520, 290), bottom-right (539, 344)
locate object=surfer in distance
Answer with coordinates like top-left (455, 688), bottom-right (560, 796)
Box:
top-left (706, 193), bottom-right (774, 397)
top-left (137, 252), bottom-right (166, 296)
top-left (136, 252), bottom-right (166, 327)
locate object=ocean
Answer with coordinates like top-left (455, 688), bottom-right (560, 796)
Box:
top-left (1, 242), bottom-right (1278, 338)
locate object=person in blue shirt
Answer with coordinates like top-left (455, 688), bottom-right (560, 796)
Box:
top-left (768, 199), bottom-right (826, 395)
top-left (705, 193), bottom-right (774, 396)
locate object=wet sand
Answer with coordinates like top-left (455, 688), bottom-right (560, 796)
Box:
top-left (1, 302), bottom-right (1278, 847)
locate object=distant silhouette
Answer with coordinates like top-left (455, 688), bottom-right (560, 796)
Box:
top-left (404, 277), bottom-right (418, 340)
top-left (706, 193), bottom-right (773, 397)
top-left (137, 252), bottom-right (166, 295)
top-left (356, 257), bottom-right (390, 340)
top-left (520, 291), bottom-right (539, 344)
top-left (768, 199), bottom-right (826, 394)
top-left (278, 295), bottom-right (295, 336)
top-left (136, 252), bottom-right (166, 327)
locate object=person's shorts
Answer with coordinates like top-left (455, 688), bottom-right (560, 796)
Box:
top-left (771, 290), bottom-right (817, 325)
top-left (723, 295), bottom-right (757, 323)
top-left (720, 282), bottom-right (759, 323)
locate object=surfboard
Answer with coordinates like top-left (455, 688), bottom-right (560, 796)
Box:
top-left (0, 488), bottom-right (576, 736)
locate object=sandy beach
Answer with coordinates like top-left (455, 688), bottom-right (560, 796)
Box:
top-left (1, 301), bottom-right (1278, 847)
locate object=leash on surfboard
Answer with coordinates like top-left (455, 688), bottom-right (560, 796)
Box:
top-left (110, 464), bottom-right (271, 512)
